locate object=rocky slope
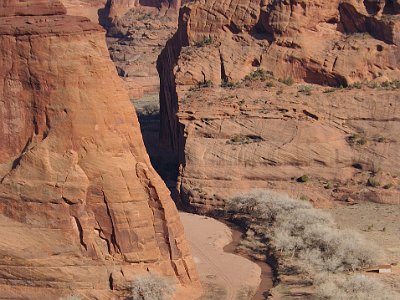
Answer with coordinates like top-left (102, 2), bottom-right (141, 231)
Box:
top-left (0, 1), bottom-right (198, 299)
top-left (158, 0), bottom-right (400, 210)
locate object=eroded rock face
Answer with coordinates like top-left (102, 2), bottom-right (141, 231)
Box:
top-left (157, 0), bottom-right (400, 210)
top-left (61, 0), bottom-right (108, 23)
top-left (109, 0), bottom-right (181, 20)
top-left (0, 1), bottom-right (198, 298)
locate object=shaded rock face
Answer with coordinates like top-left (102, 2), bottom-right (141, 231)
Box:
top-left (157, 0), bottom-right (400, 211)
top-left (109, 0), bottom-right (182, 20)
top-left (0, 1), bottom-right (197, 298)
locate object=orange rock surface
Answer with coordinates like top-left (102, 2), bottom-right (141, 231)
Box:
top-left (0, 0), bottom-right (198, 298)
top-left (157, 0), bottom-right (400, 210)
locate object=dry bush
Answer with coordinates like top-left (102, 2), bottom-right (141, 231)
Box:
top-left (316, 274), bottom-right (400, 300)
top-left (228, 190), bottom-right (384, 274)
top-left (131, 273), bottom-right (175, 300)
top-left (59, 296), bottom-right (82, 300)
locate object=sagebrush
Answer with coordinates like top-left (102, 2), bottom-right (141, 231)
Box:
top-left (131, 273), bottom-right (175, 300)
top-left (228, 190), bottom-right (384, 274)
top-left (316, 274), bottom-right (400, 300)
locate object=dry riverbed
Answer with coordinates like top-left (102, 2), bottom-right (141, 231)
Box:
top-left (179, 213), bottom-right (265, 300)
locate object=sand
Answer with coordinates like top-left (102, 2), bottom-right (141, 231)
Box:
top-left (179, 213), bottom-right (262, 300)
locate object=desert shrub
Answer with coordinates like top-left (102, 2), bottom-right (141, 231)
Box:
top-left (316, 274), bottom-right (400, 300)
top-left (137, 104), bottom-right (159, 117)
top-left (348, 82), bottom-right (362, 89)
top-left (298, 85), bottom-right (312, 95)
top-left (227, 190), bottom-right (384, 274)
top-left (347, 134), bottom-right (367, 146)
top-left (265, 81), bottom-right (274, 88)
top-left (367, 177), bottom-right (380, 187)
top-left (220, 80), bottom-right (237, 88)
top-left (244, 69), bottom-right (272, 82)
top-left (280, 77), bottom-right (294, 86)
top-left (226, 134), bottom-right (263, 145)
top-left (297, 175), bottom-right (309, 183)
top-left (189, 80), bottom-right (213, 91)
top-left (195, 36), bottom-right (213, 47)
top-left (383, 183), bottom-right (394, 190)
top-left (131, 274), bottom-right (175, 300)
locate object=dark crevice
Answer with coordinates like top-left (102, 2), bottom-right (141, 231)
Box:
top-left (101, 189), bottom-right (122, 254)
top-left (73, 216), bottom-right (88, 251)
top-left (219, 49), bottom-right (228, 83)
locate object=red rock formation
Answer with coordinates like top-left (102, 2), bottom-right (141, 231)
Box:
top-left (61, 0), bottom-right (108, 23)
top-left (0, 0), bottom-right (198, 298)
top-left (157, 0), bottom-right (400, 210)
top-left (109, 0), bottom-right (181, 20)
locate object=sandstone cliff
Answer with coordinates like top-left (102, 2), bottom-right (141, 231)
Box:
top-left (158, 0), bottom-right (400, 210)
top-left (0, 0), bottom-right (198, 298)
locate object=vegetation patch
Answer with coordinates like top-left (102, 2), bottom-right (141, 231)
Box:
top-left (131, 273), bottom-right (175, 300)
top-left (367, 177), bottom-right (381, 187)
top-left (347, 134), bottom-right (367, 146)
top-left (227, 134), bottom-right (263, 145)
top-left (279, 77), bottom-right (294, 86)
top-left (195, 36), bottom-right (213, 47)
top-left (297, 85), bottom-right (312, 95)
top-left (220, 80), bottom-right (237, 89)
top-left (297, 175), bottom-right (309, 183)
top-left (189, 80), bottom-right (213, 91)
top-left (244, 69), bottom-right (272, 82)
top-left (226, 190), bottom-right (394, 298)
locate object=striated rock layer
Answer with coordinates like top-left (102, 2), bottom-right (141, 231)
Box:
top-left (0, 0), bottom-right (198, 299)
top-left (157, 0), bottom-right (400, 210)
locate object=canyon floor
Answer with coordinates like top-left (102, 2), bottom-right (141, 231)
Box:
top-left (179, 212), bottom-right (264, 300)
top-left (133, 92), bottom-right (400, 299)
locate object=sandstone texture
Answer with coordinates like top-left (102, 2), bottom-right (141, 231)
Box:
top-left (157, 0), bottom-right (400, 210)
top-left (0, 1), bottom-right (198, 299)
top-left (61, 0), bottom-right (108, 23)
top-left (107, 7), bottom-right (180, 99)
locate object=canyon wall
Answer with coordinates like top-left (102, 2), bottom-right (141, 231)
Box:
top-left (0, 0), bottom-right (198, 298)
top-left (158, 0), bottom-right (400, 210)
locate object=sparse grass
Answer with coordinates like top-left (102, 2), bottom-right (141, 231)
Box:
top-left (348, 82), bottom-right (362, 89)
top-left (131, 273), bottom-right (175, 300)
top-left (189, 80), bottom-right (213, 91)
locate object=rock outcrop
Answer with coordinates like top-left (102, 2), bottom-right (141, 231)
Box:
top-left (157, 0), bottom-right (400, 210)
top-left (0, 0), bottom-right (198, 298)
top-left (61, 0), bottom-right (108, 23)
top-left (107, 0), bottom-right (188, 99)
top-left (109, 0), bottom-right (182, 21)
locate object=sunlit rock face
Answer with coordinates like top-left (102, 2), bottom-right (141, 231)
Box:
top-left (157, 0), bottom-right (400, 211)
top-left (0, 0), bottom-right (198, 298)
